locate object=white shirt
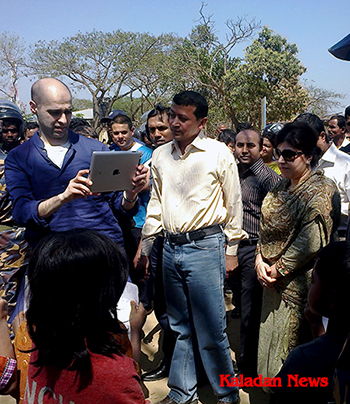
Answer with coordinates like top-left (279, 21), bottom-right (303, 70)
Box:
top-left (318, 142), bottom-right (350, 227)
top-left (44, 141), bottom-right (71, 168)
top-left (339, 137), bottom-right (350, 149)
top-left (141, 131), bottom-right (245, 256)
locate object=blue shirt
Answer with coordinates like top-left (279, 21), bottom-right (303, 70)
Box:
top-left (5, 130), bottom-right (138, 247)
top-left (110, 142), bottom-right (152, 229)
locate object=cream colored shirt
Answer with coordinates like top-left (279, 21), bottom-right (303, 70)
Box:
top-left (141, 131), bottom-right (245, 256)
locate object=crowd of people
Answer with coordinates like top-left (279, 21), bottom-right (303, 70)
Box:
top-left (0, 77), bottom-right (349, 404)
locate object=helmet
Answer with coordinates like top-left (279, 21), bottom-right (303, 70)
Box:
top-left (262, 123), bottom-right (284, 137)
top-left (0, 100), bottom-right (23, 124)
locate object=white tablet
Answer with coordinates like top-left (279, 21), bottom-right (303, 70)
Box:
top-left (88, 151), bottom-right (142, 193)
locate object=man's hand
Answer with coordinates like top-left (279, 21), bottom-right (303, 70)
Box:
top-left (225, 254), bottom-right (239, 278)
top-left (123, 164), bottom-right (149, 209)
top-left (60, 169), bottom-right (99, 203)
top-left (38, 169), bottom-right (100, 219)
top-left (129, 301), bottom-right (147, 331)
top-left (134, 254), bottom-right (150, 280)
top-left (129, 300), bottom-right (147, 363)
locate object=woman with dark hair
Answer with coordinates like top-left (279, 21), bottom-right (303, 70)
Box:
top-left (217, 129), bottom-right (236, 153)
top-left (12, 229), bottom-right (146, 403)
top-left (261, 123), bottom-right (283, 175)
top-left (255, 122), bottom-right (340, 383)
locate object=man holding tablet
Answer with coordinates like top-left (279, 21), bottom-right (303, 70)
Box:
top-left (5, 78), bottom-right (148, 248)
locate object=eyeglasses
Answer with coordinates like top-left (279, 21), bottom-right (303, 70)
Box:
top-left (273, 148), bottom-right (304, 162)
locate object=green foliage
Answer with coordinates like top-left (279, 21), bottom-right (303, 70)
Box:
top-left (72, 98), bottom-right (93, 111)
top-left (172, 7), bottom-right (260, 132)
top-left (236, 27), bottom-right (308, 127)
top-left (29, 30), bottom-right (179, 131)
top-left (0, 7), bottom-right (343, 132)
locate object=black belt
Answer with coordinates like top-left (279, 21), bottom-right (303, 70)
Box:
top-left (239, 238), bottom-right (259, 247)
top-left (166, 224), bottom-right (222, 245)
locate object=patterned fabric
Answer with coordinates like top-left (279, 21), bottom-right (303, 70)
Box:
top-left (0, 153), bottom-right (13, 227)
top-left (257, 170), bottom-right (340, 380)
top-left (259, 170), bottom-right (338, 278)
top-left (0, 152), bottom-right (30, 320)
top-left (14, 320), bottom-right (31, 403)
top-left (0, 356), bottom-right (16, 390)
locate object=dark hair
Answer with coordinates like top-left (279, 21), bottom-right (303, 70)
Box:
top-left (236, 122), bottom-right (253, 133)
top-left (275, 121), bottom-right (320, 168)
top-left (330, 115), bottom-right (346, 129)
top-left (111, 114), bottom-right (133, 130)
top-left (25, 121), bottom-right (39, 131)
top-left (69, 118), bottom-right (98, 139)
top-left (294, 113), bottom-right (328, 141)
top-left (217, 129), bottom-right (236, 146)
top-left (237, 129), bottom-right (263, 149)
top-left (262, 123), bottom-right (284, 147)
top-left (345, 106), bottom-right (350, 120)
top-left (315, 242), bottom-right (350, 295)
top-left (145, 103), bottom-right (170, 140)
top-left (26, 229), bottom-right (128, 375)
top-left (172, 91), bottom-right (208, 120)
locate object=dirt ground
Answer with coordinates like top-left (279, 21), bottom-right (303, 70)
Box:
top-left (140, 294), bottom-right (270, 404)
top-left (0, 293), bottom-right (270, 404)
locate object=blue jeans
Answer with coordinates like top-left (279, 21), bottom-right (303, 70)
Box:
top-left (163, 232), bottom-right (239, 403)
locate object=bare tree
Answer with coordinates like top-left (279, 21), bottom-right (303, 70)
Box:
top-left (174, 4), bottom-right (260, 128)
top-left (0, 32), bottom-right (27, 105)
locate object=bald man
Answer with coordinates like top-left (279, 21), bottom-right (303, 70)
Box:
top-left (5, 78), bottom-right (148, 247)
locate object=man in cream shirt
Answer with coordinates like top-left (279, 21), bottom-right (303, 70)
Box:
top-left (139, 91), bottom-right (244, 404)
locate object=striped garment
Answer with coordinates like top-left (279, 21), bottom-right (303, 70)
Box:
top-left (239, 158), bottom-right (280, 238)
top-left (0, 356), bottom-right (16, 390)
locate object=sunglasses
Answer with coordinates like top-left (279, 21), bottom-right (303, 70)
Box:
top-left (273, 148), bottom-right (304, 162)
top-left (2, 128), bottom-right (18, 134)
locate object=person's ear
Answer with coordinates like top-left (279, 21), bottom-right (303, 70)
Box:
top-left (320, 131), bottom-right (326, 142)
top-left (29, 100), bottom-right (37, 115)
top-left (198, 117), bottom-right (207, 131)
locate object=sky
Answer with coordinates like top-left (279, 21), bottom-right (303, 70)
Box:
top-left (1, 0), bottom-right (349, 114)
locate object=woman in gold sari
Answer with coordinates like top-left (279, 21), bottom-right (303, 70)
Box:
top-left (255, 121), bottom-right (340, 381)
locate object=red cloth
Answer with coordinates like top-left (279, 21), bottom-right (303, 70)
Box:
top-left (24, 349), bottom-right (146, 404)
top-left (0, 356), bottom-right (16, 390)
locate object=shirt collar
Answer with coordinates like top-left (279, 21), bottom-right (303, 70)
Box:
top-left (32, 129), bottom-right (78, 149)
top-left (171, 130), bottom-right (207, 154)
top-left (320, 142), bottom-right (337, 164)
top-left (239, 157), bottom-right (265, 177)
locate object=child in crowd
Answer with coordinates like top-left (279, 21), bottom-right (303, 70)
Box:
top-left (272, 241), bottom-right (350, 404)
top-left (0, 229), bottom-right (147, 403)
